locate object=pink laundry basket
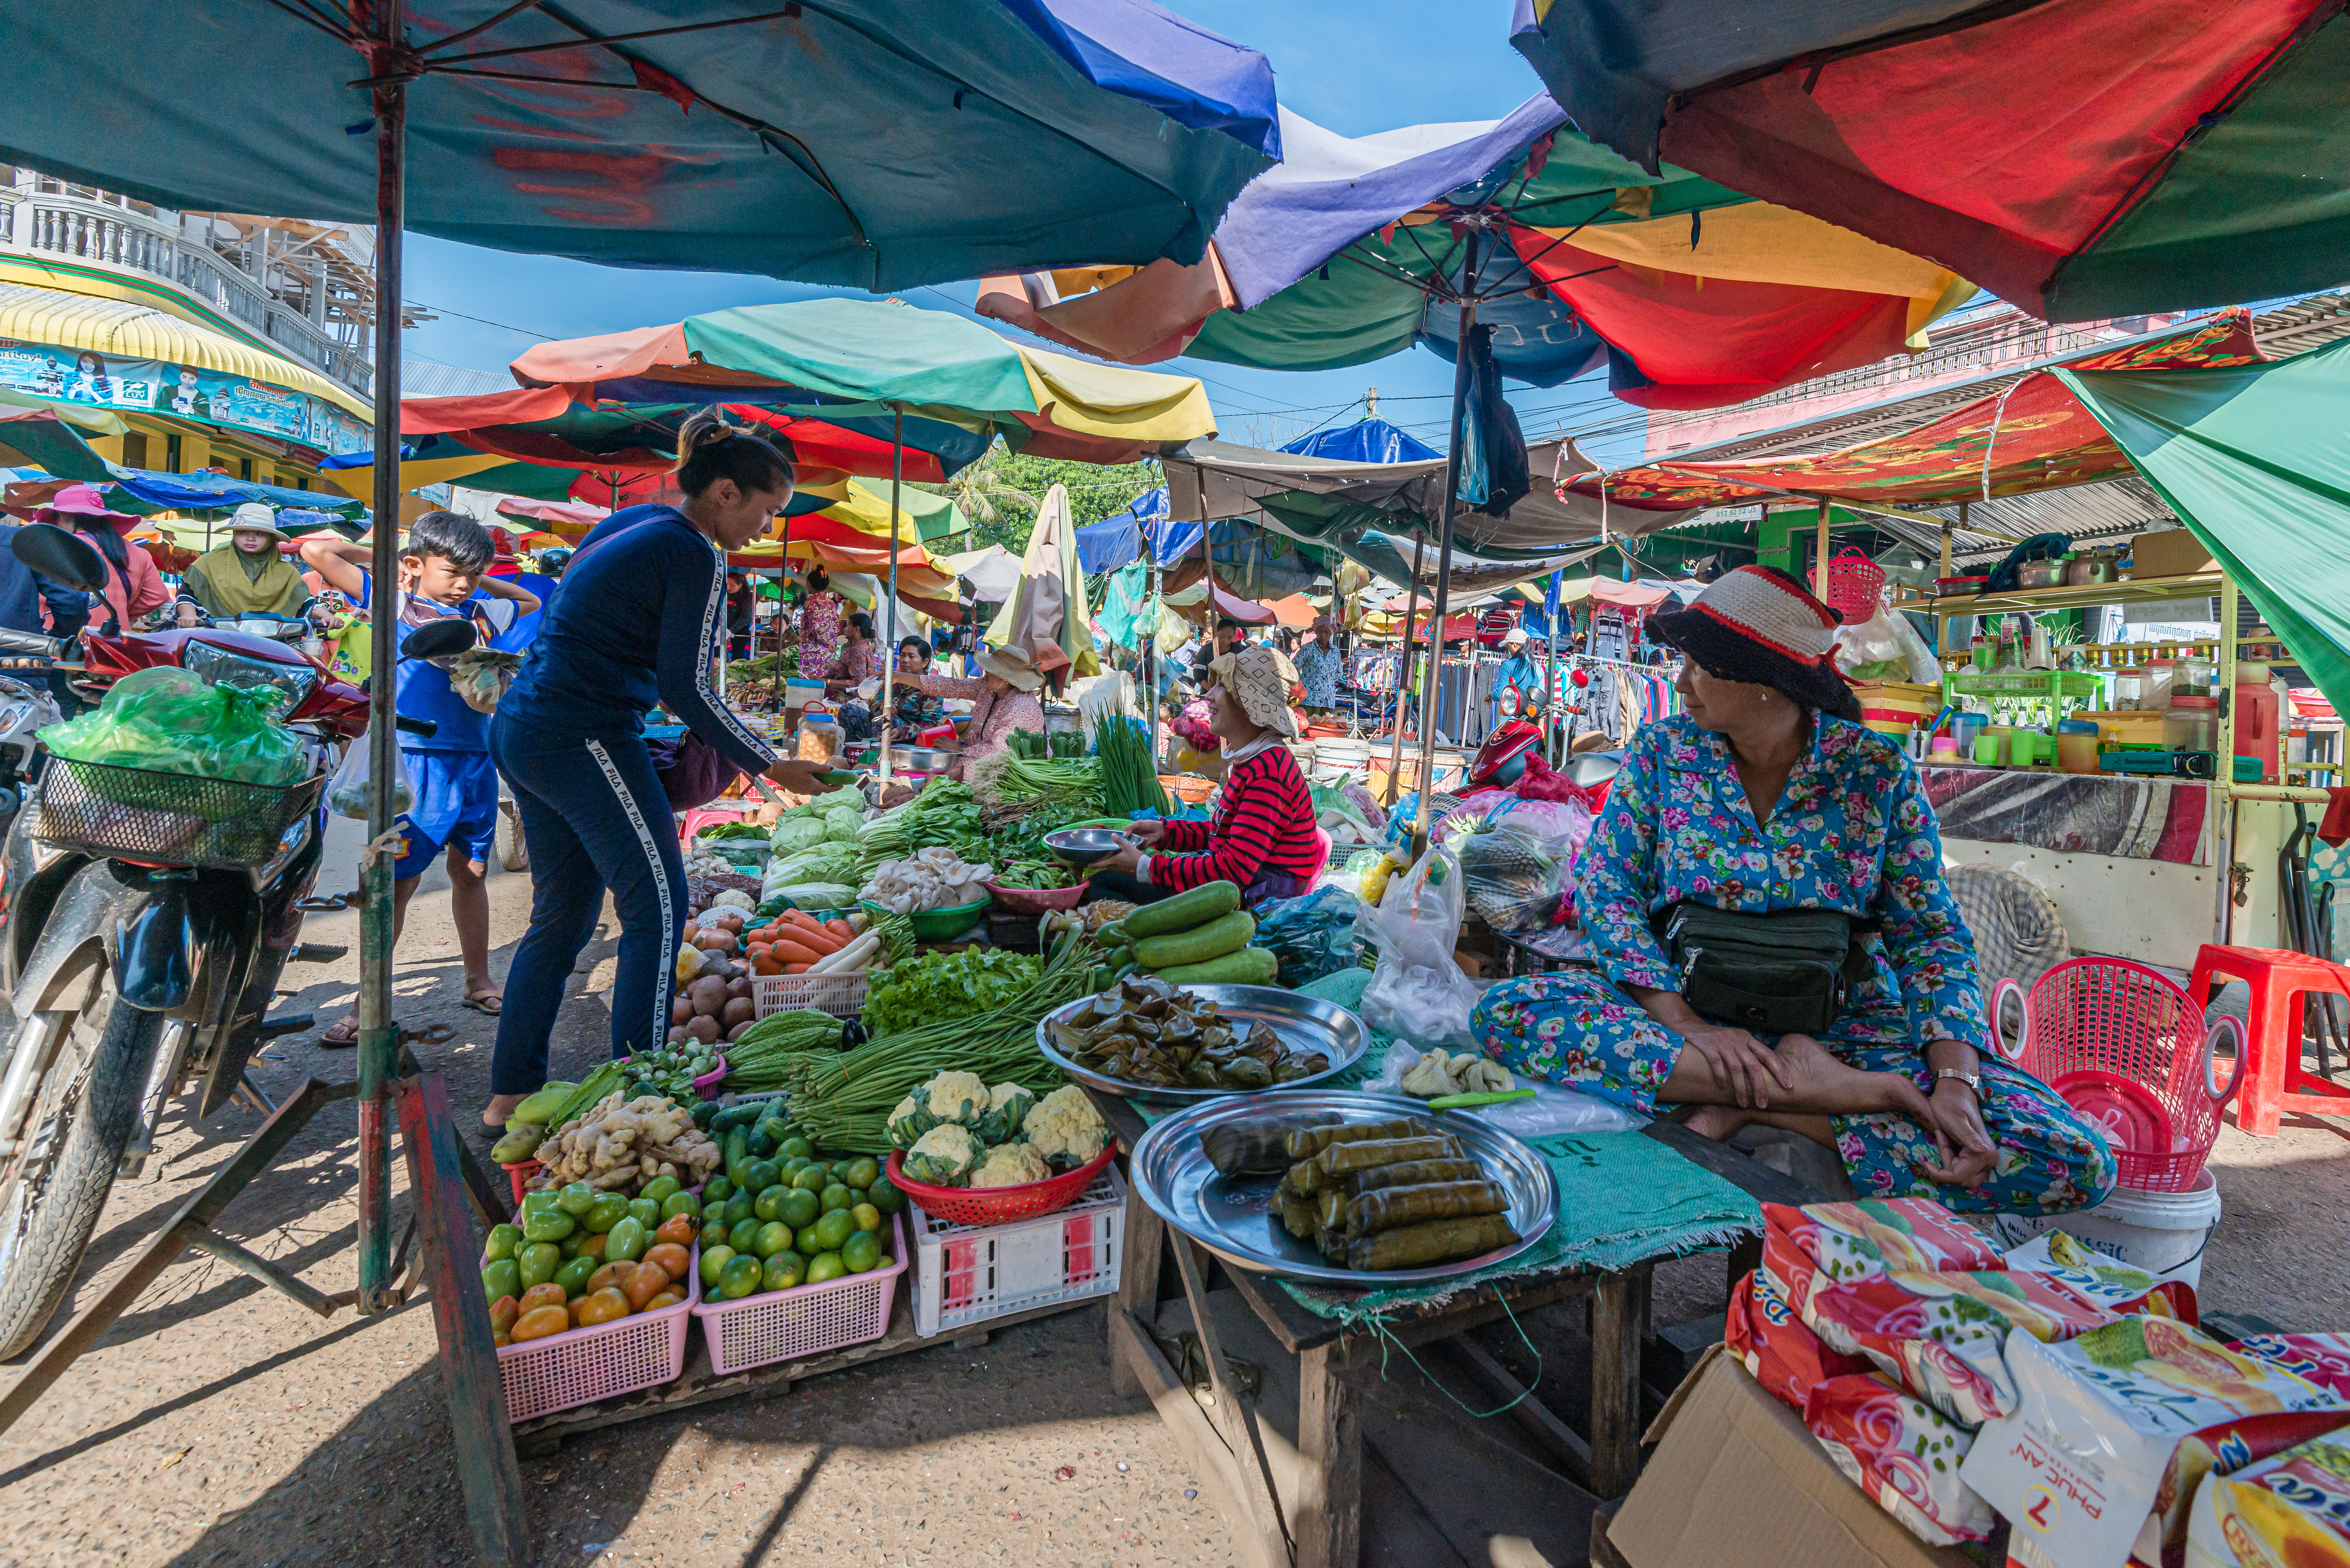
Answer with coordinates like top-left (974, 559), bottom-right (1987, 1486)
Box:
top-left (1991, 957), bottom-right (2241, 1193)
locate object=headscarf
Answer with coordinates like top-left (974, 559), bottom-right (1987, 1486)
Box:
top-left (1202, 643), bottom-right (1302, 739)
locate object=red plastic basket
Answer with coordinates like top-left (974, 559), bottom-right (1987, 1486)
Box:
top-left (503, 1159), bottom-right (539, 1208)
top-left (885, 1143), bottom-right (1117, 1226)
top-left (1992, 957), bottom-right (2241, 1193)
top-left (1824, 545), bottom-right (1886, 622)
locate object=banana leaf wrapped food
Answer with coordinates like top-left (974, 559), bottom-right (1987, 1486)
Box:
top-left (1343, 1157), bottom-right (1483, 1197)
top-left (1277, 1190), bottom-right (1320, 1240)
top-left (1203, 1114), bottom-right (1329, 1179)
top-left (1282, 1117), bottom-right (1425, 1161)
top-left (1343, 1180), bottom-right (1511, 1240)
top-left (1347, 1212), bottom-right (1522, 1272)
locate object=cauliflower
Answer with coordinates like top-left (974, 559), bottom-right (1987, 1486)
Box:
top-left (1021, 1084), bottom-right (1110, 1168)
top-left (969, 1142), bottom-right (1051, 1189)
top-left (887, 1094), bottom-right (927, 1150)
top-left (920, 1071), bottom-right (991, 1127)
top-left (707, 889), bottom-right (755, 911)
top-left (975, 1081), bottom-right (1037, 1144)
top-left (903, 1124), bottom-right (982, 1187)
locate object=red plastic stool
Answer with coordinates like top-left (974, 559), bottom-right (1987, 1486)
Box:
top-left (2187, 944), bottom-right (2350, 1136)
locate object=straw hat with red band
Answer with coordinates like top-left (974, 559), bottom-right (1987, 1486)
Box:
top-left (1645, 566), bottom-right (1862, 722)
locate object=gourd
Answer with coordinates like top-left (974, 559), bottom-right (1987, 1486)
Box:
top-left (1149, 948), bottom-right (1279, 986)
top-left (1119, 880), bottom-right (1241, 940)
top-left (1133, 910), bottom-right (1255, 970)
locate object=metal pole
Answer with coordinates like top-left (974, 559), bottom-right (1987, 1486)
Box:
top-left (356, 0), bottom-right (407, 1316)
top-left (1147, 547), bottom-right (1163, 768)
top-left (774, 513), bottom-right (791, 715)
top-left (880, 405), bottom-right (902, 787)
top-left (1545, 571), bottom-right (1563, 765)
top-left (1412, 232), bottom-right (1479, 855)
top-left (1381, 533), bottom-right (1426, 806)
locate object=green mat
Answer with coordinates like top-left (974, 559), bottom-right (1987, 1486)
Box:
top-left (1131, 966), bottom-right (1766, 1327)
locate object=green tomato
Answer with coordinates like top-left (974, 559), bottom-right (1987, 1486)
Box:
top-left (520, 1189), bottom-right (559, 1215)
top-left (718, 1253), bottom-right (764, 1300)
top-left (480, 1259), bottom-right (521, 1303)
top-left (517, 1242), bottom-right (561, 1290)
top-left (840, 1229), bottom-right (882, 1275)
top-left (583, 1193), bottom-right (632, 1235)
top-left (640, 1175), bottom-right (681, 1206)
top-left (661, 1191), bottom-right (702, 1222)
top-left (603, 1215), bottom-right (646, 1264)
top-left (699, 1244), bottom-right (737, 1287)
top-left (809, 1208), bottom-right (855, 1254)
top-left (779, 1136), bottom-right (815, 1161)
top-left (553, 1254), bottom-right (599, 1297)
top-left (521, 1208), bottom-right (576, 1244)
top-left (819, 1183), bottom-right (853, 1215)
top-left (560, 1228), bottom-right (595, 1260)
top-left (752, 1221), bottom-right (794, 1260)
top-left (728, 1216), bottom-right (763, 1256)
top-left (762, 1251), bottom-right (806, 1294)
top-left (804, 1251), bottom-right (847, 1285)
top-left (779, 1187), bottom-right (820, 1229)
top-left (554, 1181), bottom-right (598, 1217)
top-left (484, 1223), bottom-right (522, 1262)
top-left (841, 1157), bottom-right (880, 1191)
top-left (740, 1159), bottom-right (781, 1194)
top-left (865, 1173), bottom-right (905, 1216)
top-left (702, 1175), bottom-right (734, 1206)
top-left (753, 1185), bottom-right (790, 1223)
top-left (628, 1197), bottom-right (662, 1231)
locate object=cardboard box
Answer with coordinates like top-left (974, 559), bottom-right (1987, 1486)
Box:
top-left (1607, 1346), bottom-right (1978, 1568)
top-left (2128, 529), bottom-right (2217, 579)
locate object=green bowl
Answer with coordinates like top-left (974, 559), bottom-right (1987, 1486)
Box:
top-left (861, 897), bottom-right (994, 944)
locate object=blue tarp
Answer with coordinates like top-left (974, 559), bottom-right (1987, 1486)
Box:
top-left (0, 0), bottom-right (1277, 293)
top-left (1075, 485), bottom-right (1167, 574)
top-left (1279, 420), bottom-right (1439, 465)
top-left (110, 468), bottom-right (367, 521)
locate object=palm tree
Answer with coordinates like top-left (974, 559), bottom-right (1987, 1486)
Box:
top-left (940, 441), bottom-right (1039, 547)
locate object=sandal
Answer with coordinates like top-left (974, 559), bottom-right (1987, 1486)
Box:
top-left (317, 1015), bottom-right (361, 1049)
top-left (460, 990), bottom-right (504, 1016)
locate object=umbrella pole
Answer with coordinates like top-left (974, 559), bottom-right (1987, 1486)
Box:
top-left (1412, 235), bottom-right (1479, 856)
top-left (1546, 574), bottom-right (1563, 765)
top-left (880, 405), bottom-right (902, 788)
top-left (775, 515), bottom-right (791, 714)
top-left (1148, 547), bottom-right (1163, 768)
top-left (1381, 533), bottom-right (1426, 807)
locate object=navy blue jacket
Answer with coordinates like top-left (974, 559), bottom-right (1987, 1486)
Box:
top-left (0, 525), bottom-right (87, 636)
top-left (497, 506), bottom-right (773, 774)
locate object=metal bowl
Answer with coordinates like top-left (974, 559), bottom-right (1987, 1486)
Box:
top-left (1043, 826), bottom-right (1135, 866)
top-left (1127, 1090), bottom-right (1558, 1285)
top-left (1034, 983), bottom-right (1369, 1103)
top-left (889, 746), bottom-right (955, 773)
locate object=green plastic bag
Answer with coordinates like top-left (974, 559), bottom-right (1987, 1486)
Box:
top-left (42, 666), bottom-right (310, 805)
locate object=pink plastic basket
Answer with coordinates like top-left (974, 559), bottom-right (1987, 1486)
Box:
top-left (1826, 545), bottom-right (1886, 622)
top-left (496, 1242), bottom-right (700, 1423)
top-left (690, 1214), bottom-right (907, 1375)
top-left (1993, 957), bottom-right (2242, 1193)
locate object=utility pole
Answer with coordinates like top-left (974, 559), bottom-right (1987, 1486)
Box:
top-left (1366, 386), bottom-right (1378, 420)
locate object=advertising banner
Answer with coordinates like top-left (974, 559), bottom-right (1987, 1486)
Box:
top-left (0, 339), bottom-right (369, 456)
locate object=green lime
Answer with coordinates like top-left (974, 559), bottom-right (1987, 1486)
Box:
top-left (753, 1185), bottom-right (790, 1223)
top-left (842, 1157), bottom-right (880, 1191)
top-left (819, 1183), bottom-right (853, 1214)
top-left (753, 1221), bottom-right (795, 1259)
top-left (840, 1230), bottom-right (882, 1274)
top-left (740, 1159), bottom-right (781, 1194)
top-left (865, 1173), bottom-right (904, 1215)
top-left (703, 1175), bottom-right (734, 1205)
top-left (805, 1251), bottom-right (847, 1285)
top-left (849, 1202), bottom-right (882, 1235)
top-left (791, 1164), bottom-right (828, 1192)
top-left (728, 1216), bottom-right (762, 1255)
top-left (721, 1195), bottom-right (754, 1229)
top-left (719, 1252), bottom-right (763, 1299)
top-left (810, 1208), bottom-right (855, 1254)
top-left (762, 1251), bottom-right (806, 1293)
top-left (779, 1187), bottom-right (820, 1229)
top-left (780, 1136), bottom-right (815, 1161)
top-left (699, 1245), bottom-right (736, 1286)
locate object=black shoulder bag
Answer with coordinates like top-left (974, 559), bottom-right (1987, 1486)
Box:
top-left (1653, 902), bottom-right (1879, 1037)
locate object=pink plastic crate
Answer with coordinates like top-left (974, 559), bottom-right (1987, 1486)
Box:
top-left (496, 1242), bottom-right (700, 1424)
top-left (690, 1214), bottom-right (907, 1376)
top-left (910, 1165), bottom-right (1124, 1338)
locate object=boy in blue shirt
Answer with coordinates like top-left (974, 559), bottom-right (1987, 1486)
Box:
top-left (301, 512), bottom-right (539, 1042)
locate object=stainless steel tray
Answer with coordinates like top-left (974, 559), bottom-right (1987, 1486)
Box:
top-left (1034, 984), bottom-right (1369, 1103)
top-left (1127, 1091), bottom-right (1558, 1286)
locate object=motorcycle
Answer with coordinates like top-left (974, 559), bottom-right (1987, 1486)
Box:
top-left (0, 525), bottom-right (474, 1357)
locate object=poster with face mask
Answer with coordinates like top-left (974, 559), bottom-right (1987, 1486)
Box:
top-left (0, 340), bottom-right (370, 456)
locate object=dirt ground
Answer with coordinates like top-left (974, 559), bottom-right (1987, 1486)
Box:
top-left (1, 818), bottom-right (2344, 1567)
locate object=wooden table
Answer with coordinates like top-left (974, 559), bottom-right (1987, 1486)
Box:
top-left (1084, 1088), bottom-right (1823, 1568)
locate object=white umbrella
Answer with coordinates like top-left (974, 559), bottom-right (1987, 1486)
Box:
top-left (939, 544), bottom-right (1022, 601)
top-left (989, 483), bottom-right (1092, 674)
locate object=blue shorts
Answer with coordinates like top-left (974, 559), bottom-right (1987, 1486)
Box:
top-left (394, 748), bottom-right (500, 881)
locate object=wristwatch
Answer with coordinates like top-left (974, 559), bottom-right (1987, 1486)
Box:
top-left (1934, 1067), bottom-right (1981, 1093)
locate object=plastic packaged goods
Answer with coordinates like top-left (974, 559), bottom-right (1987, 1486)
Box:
top-left (1724, 1267), bottom-right (1873, 1410)
top-left (2183, 1430), bottom-right (2350, 1568)
top-left (2235, 1334), bottom-right (2350, 1402)
top-left (1759, 1197), bottom-right (2006, 1316)
top-left (1804, 1372), bottom-right (1996, 1546)
top-left (1352, 841), bottom-right (1483, 1050)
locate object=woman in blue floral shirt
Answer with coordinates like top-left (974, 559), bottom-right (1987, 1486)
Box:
top-left (1471, 567), bottom-right (2114, 1216)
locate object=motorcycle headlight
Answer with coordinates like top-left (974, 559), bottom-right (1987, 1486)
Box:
top-left (183, 641), bottom-right (317, 708)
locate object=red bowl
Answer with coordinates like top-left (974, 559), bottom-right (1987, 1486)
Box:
top-left (886, 1142), bottom-right (1115, 1226)
top-left (988, 880), bottom-right (1088, 915)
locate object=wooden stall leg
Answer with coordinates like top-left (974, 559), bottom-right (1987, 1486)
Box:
top-left (1112, 1176), bottom-right (1166, 1399)
top-left (1592, 1265), bottom-right (1653, 1499)
top-left (397, 1073), bottom-right (530, 1567)
top-left (1169, 1233), bottom-right (1294, 1568)
top-left (1296, 1340), bottom-right (1361, 1568)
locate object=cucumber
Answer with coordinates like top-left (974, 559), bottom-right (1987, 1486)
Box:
top-left (1121, 880), bottom-right (1241, 940)
top-left (1092, 921), bottom-right (1128, 948)
top-left (1133, 910), bottom-right (1255, 971)
top-left (1149, 947), bottom-right (1278, 986)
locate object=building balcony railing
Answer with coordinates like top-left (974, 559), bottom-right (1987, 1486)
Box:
top-left (0, 188), bottom-right (374, 401)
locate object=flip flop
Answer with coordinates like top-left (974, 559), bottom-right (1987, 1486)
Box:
top-left (317, 1015), bottom-right (361, 1049)
top-left (461, 992), bottom-right (504, 1016)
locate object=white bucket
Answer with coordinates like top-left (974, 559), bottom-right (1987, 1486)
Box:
top-left (1990, 1170), bottom-right (2222, 1292)
top-left (1314, 740), bottom-right (1371, 783)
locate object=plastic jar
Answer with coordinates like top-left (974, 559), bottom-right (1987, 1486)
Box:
top-left (2113, 665), bottom-right (2145, 711)
top-left (2144, 658), bottom-right (2175, 710)
top-left (2057, 719), bottom-right (2102, 775)
top-left (2165, 693), bottom-right (2220, 756)
top-left (2174, 653), bottom-right (2215, 699)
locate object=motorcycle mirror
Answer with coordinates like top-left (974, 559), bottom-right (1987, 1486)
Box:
top-left (402, 618), bottom-right (477, 660)
top-left (10, 522), bottom-right (110, 593)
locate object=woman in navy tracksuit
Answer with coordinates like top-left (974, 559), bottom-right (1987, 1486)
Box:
top-left (483, 413), bottom-right (829, 1124)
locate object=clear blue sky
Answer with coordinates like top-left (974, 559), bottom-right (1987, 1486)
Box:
top-left (396, 0), bottom-right (1646, 463)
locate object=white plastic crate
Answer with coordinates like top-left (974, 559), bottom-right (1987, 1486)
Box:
top-left (749, 970), bottom-right (869, 1019)
top-left (910, 1165), bottom-right (1125, 1337)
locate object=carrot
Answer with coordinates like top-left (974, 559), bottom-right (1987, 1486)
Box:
top-left (752, 954), bottom-right (783, 976)
top-left (783, 962), bottom-right (812, 974)
top-left (764, 938), bottom-right (825, 966)
top-left (777, 913), bottom-right (844, 952)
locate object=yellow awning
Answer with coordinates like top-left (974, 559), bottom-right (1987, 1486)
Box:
top-left (0, 281), bottom-right (373, 418)
top-left (1014, 346), bottom-right (1219, 442)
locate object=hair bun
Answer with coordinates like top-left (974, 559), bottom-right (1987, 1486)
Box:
top-left (679, 408), bottom-right (743, 451)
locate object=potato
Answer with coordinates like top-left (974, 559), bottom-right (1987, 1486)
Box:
top-left (667, 1025), bottom-right (689, 1045)
top-left (725, 977), bottom-right (750, 1000)
top-left (722, 996), bottom-right (755, 1029)
top-left (680, 922), bottom-right (700, 946)
top-left (671, 995), bottom-right (695, 1026)
top-left (687, 975), bottom-right (730, 1018)
top-left (684, 1014), bottom-right (721, 1045)
top-left (726, 1020), bottom-right (752, 1042)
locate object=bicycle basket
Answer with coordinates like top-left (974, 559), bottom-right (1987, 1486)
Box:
top-left (33, 758), bottom-right (325, 869)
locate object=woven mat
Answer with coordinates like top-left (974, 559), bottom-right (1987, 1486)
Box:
top-left (1128, 966), bottom-right (1764, 1327)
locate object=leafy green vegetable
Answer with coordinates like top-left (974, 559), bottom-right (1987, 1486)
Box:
top-left (863, 948), bottom-right (1044, 1039)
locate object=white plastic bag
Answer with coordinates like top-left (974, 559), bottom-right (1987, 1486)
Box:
top-left (1353, 843), bottom-right (1485, 1049)
top-left (327, 734), bottom-right (413, 820)
top-left (1365, 1039), bottom-right (1644, 1134)
top-left (1833, 604), bottom-right (1941, 685)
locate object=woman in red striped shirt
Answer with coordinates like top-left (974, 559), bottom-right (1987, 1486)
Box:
top-left (1089, 645), bottom-right (1328, 906)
